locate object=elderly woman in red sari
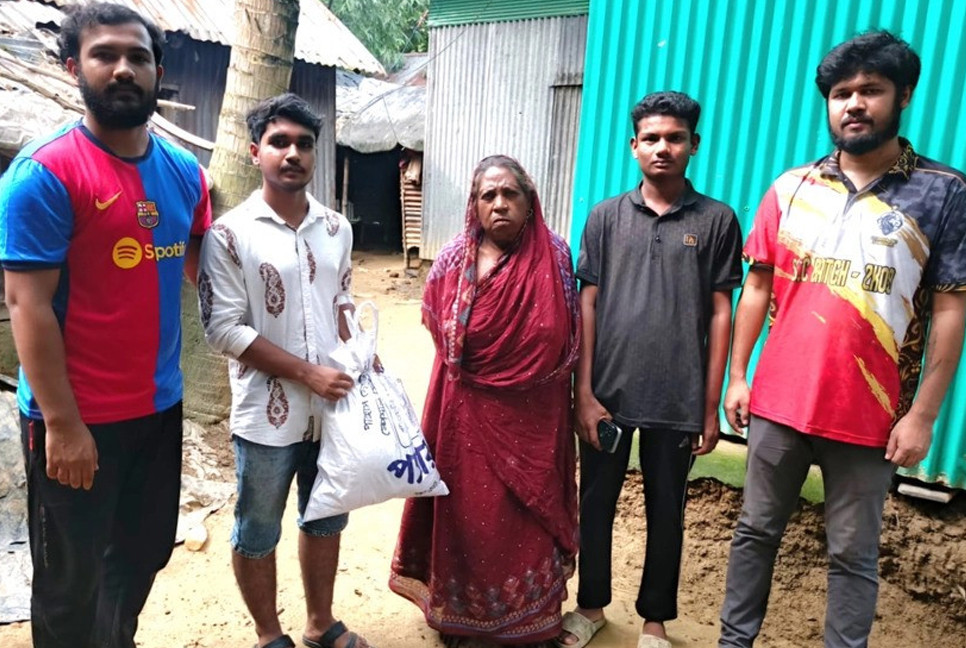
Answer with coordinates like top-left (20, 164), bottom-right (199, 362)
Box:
top-left (390, 155), bottom-right (581, 646)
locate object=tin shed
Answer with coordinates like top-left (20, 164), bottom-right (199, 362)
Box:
top-left (43, 0), bottom-right (384, 207)
top-left (421, 0), bottom-right (589, 258)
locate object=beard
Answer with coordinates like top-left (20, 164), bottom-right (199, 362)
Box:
top-left (830, 98), bottom-right (903, 155)
top-left (77, 70), bottom-right (159, 130)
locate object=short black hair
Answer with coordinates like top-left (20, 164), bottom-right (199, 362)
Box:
top-left (58, 2), bottom-right (165, 66)
top-left (630, 91), bottom-right (701, 135)
top-left (246, 93), bottom-right (323, 144)
top-left (815, 30), bottom-right (921, 98)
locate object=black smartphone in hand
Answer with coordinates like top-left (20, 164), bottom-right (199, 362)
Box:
top-left (596, 419), bottom-right (623, 453)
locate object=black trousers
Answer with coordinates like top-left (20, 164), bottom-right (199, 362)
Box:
top-left (21, 403), bottom-right (183, 648)
top-left (576, 425), bottom-right (695, 621)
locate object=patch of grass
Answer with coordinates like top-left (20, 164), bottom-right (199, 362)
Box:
top-left (690, 445), bottom-right (746, 488)
top-left (627, 433), bottom-right (825, 504)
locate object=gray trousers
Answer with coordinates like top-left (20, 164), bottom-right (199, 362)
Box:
top-left (719, 416), bottom-right (896, 648)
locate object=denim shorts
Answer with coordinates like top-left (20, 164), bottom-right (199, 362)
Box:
top-left (231, 435), bottom-right (348, 559)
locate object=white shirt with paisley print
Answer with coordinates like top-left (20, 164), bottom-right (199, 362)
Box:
top-left (199, 191), bottom-right (353, 447)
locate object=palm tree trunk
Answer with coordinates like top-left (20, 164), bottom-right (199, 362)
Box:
top-left (209, 0), bottom-right (300, 217)
top-left (183, 0), bottom-right (300, 423)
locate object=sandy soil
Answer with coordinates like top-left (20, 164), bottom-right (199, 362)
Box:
top-left (1, 250), bottom-right (964, 647)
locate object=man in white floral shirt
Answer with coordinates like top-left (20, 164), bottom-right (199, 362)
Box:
top-left (199, 93), bottom-right (371, 648)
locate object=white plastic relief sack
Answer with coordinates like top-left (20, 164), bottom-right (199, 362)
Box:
top-left (304, 301), bottom-right (448, 520)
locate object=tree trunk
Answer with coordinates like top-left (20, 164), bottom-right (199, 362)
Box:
top-left (183, 0), bottom-right (300, 424)
top-left (209, 0), bottom-right (300, 218)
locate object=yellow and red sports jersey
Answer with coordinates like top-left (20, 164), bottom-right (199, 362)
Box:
top-left (745, 141), bottom-right (966, 447)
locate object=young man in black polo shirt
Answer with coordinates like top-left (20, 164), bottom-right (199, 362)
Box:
top-left (557, 92), bottom-right (743, 648)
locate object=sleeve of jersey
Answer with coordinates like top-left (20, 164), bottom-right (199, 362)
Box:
top-left (575, 207), bottom-right (602, 286)
top-left (0, 158), bottom-right (73, 269)
top-left (743, 186), bottom-right (781, 269)
top-left (191, 167), bottom-right (212, 237)
top-left (712, 209), bottom-right (745, 291)
top-left (198, 225), bottom-right (258, 358)
top-left (925, 181), bottom-right (966, 292)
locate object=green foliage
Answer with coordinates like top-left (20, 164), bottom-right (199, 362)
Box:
top-left (325, 0), bottom-right (429, 72)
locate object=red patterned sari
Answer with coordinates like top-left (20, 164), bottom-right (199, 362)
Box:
top-left (389, 190), bottom-right (580, 644)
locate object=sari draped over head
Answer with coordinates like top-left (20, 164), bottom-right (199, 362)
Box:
top-left (390, 174), bottom-right (581, 644)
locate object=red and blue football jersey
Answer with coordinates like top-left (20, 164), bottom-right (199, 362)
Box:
top-left (0, 123), bottom-right (211, 424)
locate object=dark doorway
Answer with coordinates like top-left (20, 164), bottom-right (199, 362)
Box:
top-left (336, 147), bottom-right (402, 251)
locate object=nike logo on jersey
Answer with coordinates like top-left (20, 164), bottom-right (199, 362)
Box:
top-left (95, 191), bottom-right (122, 210)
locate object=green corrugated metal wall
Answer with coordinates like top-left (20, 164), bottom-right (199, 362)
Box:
top-left (428, 0), bottom-right (589, 26)
top-left (571, 0), bottom-right (966, 488)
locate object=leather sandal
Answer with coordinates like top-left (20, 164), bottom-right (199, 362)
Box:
top-left (303, 620), bottom-right (373, 648)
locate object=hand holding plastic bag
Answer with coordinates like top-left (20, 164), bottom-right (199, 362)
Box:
top-left (304, 302), bottom-right (448, 520)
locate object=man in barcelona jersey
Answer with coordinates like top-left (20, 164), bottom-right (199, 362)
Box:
top-left (718, 31), bottom-right (966, 648)
top-left (0, 3), bottom-right (210, 647)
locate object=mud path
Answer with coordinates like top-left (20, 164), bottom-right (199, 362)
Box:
top-left (0, 252), bottom-right (962, 647)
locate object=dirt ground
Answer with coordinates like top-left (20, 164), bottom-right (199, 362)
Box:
top-left (1, 250), bottom-right (964, 647)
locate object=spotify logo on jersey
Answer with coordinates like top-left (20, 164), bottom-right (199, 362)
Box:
top-left (112, 237), bottom-right (187, 269)
top-left (112, 237), bottom-right (143, 269)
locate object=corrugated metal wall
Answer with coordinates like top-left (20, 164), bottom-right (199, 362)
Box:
top-left (428, 0), bottom-right (589, 26)
top-left (291, 63), bottom-right (337, 208)
top-left (544, 84), bottom-right (583, 250)
top-left (423, 15), bottom-right (587, 257)
top-left (156, 38), bottom-right (229, 165)
top-left (572, 0), bottom-right (966, 488)
top-left (47, 0), bottom-right (384, 74)
top-left (159, 41), bottom-right (337, 207)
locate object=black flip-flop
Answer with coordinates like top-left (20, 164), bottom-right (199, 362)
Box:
top-left (257, 635), bottom-right (295, 648)
top-left (303, 620), bottom-right (372, 648)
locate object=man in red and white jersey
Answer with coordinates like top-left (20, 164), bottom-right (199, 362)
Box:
top-left (719, 31), bottom-right (966, 648)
